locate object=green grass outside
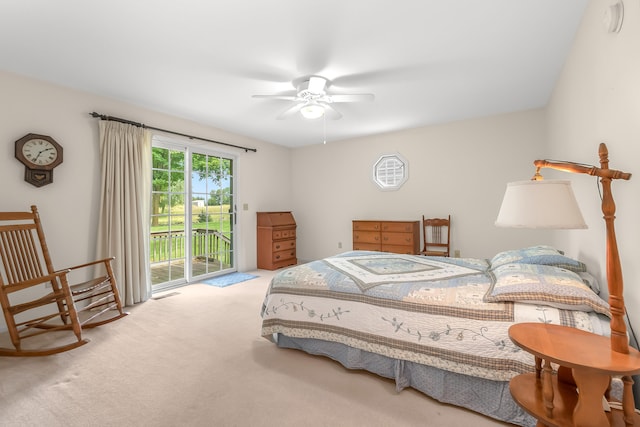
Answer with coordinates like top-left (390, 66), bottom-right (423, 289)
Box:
top-left (150, 204), bottom-right (232, 233)
top-left (150, 204), bottom-right (232, 261)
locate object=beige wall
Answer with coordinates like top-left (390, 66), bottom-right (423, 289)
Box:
top-left (290, 109), bottom-right (551, 262)
top-left (546, 0), bottom-right (640, 343)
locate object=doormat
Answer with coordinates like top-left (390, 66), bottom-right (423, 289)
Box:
top-left (201, 272), bottom-right (258, 288)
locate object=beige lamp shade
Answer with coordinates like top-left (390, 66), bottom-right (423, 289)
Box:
top-left (495, 179), bottom-right (587, 229)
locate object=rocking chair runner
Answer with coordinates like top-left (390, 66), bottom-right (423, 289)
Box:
top-left (0, 205), bottom-right (127, 356)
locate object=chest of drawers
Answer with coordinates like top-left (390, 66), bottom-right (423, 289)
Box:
top-left (352, 220), bottom-right (420, 255)
top-left (257, 211), bottom-right (297, 270)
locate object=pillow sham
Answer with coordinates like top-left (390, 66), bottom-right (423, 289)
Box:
top-left (577, 271), bottom-right (601, 295)
top-left (489, 245), bottom-right (587, 273)
top-left (485, 263), bottom-right (610, 316)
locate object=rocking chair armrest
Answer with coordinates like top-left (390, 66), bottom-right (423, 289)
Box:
top-left (62, 256), bottom-right (116, 272)
top-left (5, 269), bottom-right (72, 293)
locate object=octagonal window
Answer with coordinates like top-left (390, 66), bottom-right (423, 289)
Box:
top-left (372, 153), bottom-right (408, 190)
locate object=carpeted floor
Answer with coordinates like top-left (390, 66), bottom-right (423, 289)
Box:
top-left (0, 270), bottom-right (508, 427)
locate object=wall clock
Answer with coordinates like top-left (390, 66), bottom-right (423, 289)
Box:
top-left (14, 133), bottom-right (63, 187)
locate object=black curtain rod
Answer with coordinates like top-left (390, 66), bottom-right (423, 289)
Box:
top-left (89, 112), bottom-right (257, 153)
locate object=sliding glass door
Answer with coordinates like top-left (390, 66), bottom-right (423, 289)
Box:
top-left (190, 152), bottom-right (235, 279)
top-left (150, 139), bottom-right (236, 291)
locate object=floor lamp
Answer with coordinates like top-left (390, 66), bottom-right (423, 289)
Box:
top-left (496, 142), bottom-right (631, 353)
top-left (495, 143), bottom-right (640, 426)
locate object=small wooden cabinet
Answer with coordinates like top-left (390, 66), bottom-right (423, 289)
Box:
top-left (257, 211), bottom-right (297, 270)
top-left (353, 220), bottom-right (420, 255)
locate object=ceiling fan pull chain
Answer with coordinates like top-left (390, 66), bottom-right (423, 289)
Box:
top-left (323, 112), bottom-right (327, 144)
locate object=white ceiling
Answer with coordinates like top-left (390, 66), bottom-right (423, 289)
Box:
top-left (0, 0), bottom-right (590, 148)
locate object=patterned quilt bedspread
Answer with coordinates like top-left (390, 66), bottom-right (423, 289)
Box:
top-left (261, 251), bottom-right (609, 381)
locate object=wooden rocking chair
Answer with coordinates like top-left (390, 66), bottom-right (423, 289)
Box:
top-left (0, 205), bottom-right (127, 356)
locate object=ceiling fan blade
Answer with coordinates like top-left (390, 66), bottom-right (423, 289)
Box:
top-left (307, 76), bottom-right (327, 93)
top-left (276, 103), bottom-right (304, 120)
top-left (331, 62), bottom-right (472, 89)
top-left (215, 63), bottom-right (294, 84)
top-left (329, 94), bottom-right (375, 103)
top-left (323, 104), bottom-right (342, 120)
top-left (252, 94), bottom-right (298, 101)
top-left (293, 26), bottom-right (332, 77)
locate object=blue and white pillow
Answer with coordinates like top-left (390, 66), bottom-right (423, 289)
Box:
top-left (489, 245), bottom-right (587, 273)
top-left (485, 263), bottom-right (610, 316)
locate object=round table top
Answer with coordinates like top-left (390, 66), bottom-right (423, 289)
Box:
top-left (509, 322), bottom-right (640, 375)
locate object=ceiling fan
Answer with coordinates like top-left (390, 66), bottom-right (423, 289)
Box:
top-left (252, 75), bottom-right (374, 120)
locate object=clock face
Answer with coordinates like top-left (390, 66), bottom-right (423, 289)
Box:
top-left (22, 138), bottom-right (59, 166)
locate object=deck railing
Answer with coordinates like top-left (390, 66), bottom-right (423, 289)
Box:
top-left (150, 229), bottom-right (231, 264)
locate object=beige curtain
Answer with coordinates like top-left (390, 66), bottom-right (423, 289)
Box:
top-left (96, 121), bottom-right (152, 305)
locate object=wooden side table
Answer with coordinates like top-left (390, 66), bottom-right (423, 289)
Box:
top-left (509, 323), bottom-right (640, 427)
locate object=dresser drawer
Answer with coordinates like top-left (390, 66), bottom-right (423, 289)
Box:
top-left (273, 228), bottom-right (296, 240)
top-left (382, 232), bottom-right (416, 246)
top-left (381, 244), bottom-right (416, 255)
top-left (354, 242), bottom-right (381, 251)
top-left (272, 249), bottom-right (296, 263)
top-left (382, 222), bottom-right (416, 233)
top-left (353, 230), bottom-right (381, 244)
top-left (272, 239), bottom-right (295, 252)
top-left (353, 221), bottom-right (381, 232)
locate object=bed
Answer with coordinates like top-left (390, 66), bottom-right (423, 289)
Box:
top-left (260, 247), bottom-right (612, 426)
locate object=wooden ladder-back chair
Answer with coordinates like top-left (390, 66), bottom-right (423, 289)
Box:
top-left (0, 206), bottom-right (127, 356)
top-left (421, 215), bottom-right (451, 257)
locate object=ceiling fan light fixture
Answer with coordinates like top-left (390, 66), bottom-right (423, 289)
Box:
top-left (300, 103), bottom-right (325, 119)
